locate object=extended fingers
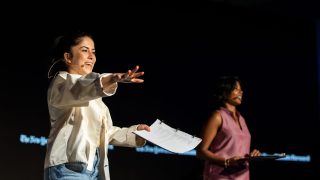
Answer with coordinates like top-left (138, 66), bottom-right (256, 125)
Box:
top-left (123, 67), bottom-right (144, 83)
top-left (113, 66), bottom-right (144, 83)
top-left (250, 149), bottom-right (261, 156)
top-left (125, 71), bottom-right (144, 79)
top-left (127, 67), bottom-right (144, 78)
top-left (132, 71), bottom-right (144, 78)
top-left (130, 78), bottom-right (144, 83)
top-left (130, 65), bottom-right (140, 74)
top-left (124, 65), bottom-right (139, 78)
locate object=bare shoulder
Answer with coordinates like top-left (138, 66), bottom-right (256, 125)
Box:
top-left (207, 110), bottom-right (222, 127)
top-left (210, 110), bottom-right (222, 120)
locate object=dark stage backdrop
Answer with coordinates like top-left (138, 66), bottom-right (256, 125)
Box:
top-left (1, 5), bottom-right (318, 180)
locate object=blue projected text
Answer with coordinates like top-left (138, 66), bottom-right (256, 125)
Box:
top-left (19, 133), bottom-right (310, 162)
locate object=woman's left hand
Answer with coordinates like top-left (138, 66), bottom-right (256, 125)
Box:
top-left (135, 124), bottom-right (150, 146)
top-left (249, 149), bottom-right (261, 157)
top-left (137, 124), bottom-right (151, 132)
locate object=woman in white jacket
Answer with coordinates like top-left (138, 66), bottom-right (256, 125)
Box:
top-left (44, 31), bottom-right (150, 180)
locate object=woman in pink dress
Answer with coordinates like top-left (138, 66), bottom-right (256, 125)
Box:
top-left (197, 76), bottom-right (260, 180)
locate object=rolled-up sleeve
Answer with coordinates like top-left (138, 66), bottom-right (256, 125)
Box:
top-left (99, 73), bottom-right (118, 96)
top-left (108, 125), bottom-right (146, 147)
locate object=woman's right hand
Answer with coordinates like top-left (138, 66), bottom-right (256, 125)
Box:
top-left (112, 65), bottom-right (144, 83)
top-left (226, 156), bottom-right (248, 168)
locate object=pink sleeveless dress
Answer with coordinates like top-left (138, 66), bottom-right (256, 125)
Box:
top-left (203, 107), bottom-right (251, 180)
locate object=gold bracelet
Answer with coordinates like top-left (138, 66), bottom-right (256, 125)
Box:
top-left (224, 158), bottom-right (230, 168)
top-left (224, 159), bottom-right (228, 168)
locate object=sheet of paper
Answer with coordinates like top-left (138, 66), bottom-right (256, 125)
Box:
top-left (133, 119), bottom-right (202, 153)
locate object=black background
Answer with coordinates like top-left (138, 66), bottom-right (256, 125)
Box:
top-left (1, 1), bottom-right (319, 179)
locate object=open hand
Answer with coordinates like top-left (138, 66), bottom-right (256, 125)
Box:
top-left (112, 65), bottom-right (144, 83)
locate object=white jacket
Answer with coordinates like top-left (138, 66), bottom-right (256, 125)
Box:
top-left (44, 71), bottom-right (143, 180)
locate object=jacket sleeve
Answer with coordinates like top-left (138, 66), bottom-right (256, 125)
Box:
top-left (108, 125), bottom-right (146, 147)
top-left (48, 72), bottom-right (118, 108)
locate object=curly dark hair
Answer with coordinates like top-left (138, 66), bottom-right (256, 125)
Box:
top-left (211, 76), bottom-right (240, 109)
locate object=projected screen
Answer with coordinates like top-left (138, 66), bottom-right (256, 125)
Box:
top-left (1, 10), bottom-right (318, 180)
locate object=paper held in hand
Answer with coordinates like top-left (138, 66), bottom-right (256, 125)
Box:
top-left (133, 119), bottom-right (202, 153)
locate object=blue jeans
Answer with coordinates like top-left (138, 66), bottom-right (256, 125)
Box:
top-left (44, 149), bottom-right (100, 180)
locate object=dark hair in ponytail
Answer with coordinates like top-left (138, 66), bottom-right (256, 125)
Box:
top-left (47, 30), bottom-right (93, 79)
